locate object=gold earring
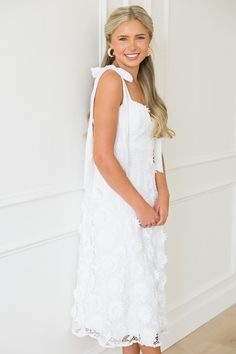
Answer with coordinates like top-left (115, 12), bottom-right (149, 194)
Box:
top-left (147, 47), bottom-right (152, 56)
top-left (107, 47), bottom-right (115, 58)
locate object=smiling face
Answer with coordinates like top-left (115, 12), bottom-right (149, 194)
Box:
top-left (109, 19), bottom-right (150, 69)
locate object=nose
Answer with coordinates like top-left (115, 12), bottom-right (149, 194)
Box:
top-left (126, 39), bottom-right (138, 50)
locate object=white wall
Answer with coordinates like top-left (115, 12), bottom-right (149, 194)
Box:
top-left (162, 0), bottom-right (236, 349)
top-left (0, 1), bottom-right (100, 353)
top-left (0, 1), bottom-right (235, 354)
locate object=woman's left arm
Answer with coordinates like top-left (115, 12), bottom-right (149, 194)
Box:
top-left (154, 154), bottom-right (170, 225)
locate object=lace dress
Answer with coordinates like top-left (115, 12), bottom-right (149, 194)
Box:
top-left (70, 64), bottom-right (169, 348)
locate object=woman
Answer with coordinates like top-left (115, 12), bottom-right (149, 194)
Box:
top-left (71, 5), bottom-right (175, 354)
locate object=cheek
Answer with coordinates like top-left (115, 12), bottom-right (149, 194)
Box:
top-left (140, 41), bottom-right (150, 51)
top-left (113, 42), bottom-right (126, 53)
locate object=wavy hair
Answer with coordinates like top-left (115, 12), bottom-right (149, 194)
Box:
top-left (101, 5), bottom-right (175, 139)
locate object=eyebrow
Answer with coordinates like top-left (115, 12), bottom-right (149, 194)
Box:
top-left (117, 33), bottom-right (147, 37)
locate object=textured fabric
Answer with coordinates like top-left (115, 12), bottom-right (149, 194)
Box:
top-left (70, 64), bottom-right (169, 348)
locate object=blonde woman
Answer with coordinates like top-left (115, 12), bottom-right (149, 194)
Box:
top-left (71, 5), bottom-right (175, 354)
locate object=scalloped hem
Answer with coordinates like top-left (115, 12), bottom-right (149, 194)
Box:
top-left (71, 326), bottom-right (169, 348)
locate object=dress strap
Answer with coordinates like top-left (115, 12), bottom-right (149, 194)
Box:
top-left (91, 64), bottom-right (133, 83)
top-left (90, 64), bottom-right (133, 123)
top-left (82, 65), bottom-right (133, 191)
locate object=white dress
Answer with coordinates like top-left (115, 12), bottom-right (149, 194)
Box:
top-left (70, 64), bottom-right (169, 348)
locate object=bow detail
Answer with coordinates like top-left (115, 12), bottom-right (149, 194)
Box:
top-left (91, 65), bottom-right (133, 83)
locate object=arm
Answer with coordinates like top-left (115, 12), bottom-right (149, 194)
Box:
top-left (155, 154), bottom-right (170, 197)
top-left (93, 70), bottom-right (148, 213)
top-left (154, 154), bottom-right (170, 225)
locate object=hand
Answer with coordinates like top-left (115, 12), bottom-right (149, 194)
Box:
top-left (153, 191), bottom-right (169, 225)
top-left (135, 202), bottom-right (159, 228)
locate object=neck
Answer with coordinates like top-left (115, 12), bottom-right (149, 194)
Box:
top-left (112, 60), bottom-right (139, 83)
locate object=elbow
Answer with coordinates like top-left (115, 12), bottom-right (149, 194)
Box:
top-left (93, 154), bottom-right (104, 167)
top-left (93, 152), bottom-right (115, 172)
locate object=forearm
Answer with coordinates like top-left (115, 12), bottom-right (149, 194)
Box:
top-left (94, 153), bottom-right (147, 211)
top-left (155, 154), bottom-right (170, 196)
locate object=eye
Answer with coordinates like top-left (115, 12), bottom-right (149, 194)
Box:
top-left (137, 36), bottom-right (145, 40)
top-left (119, 37), bottom-right (127, 41)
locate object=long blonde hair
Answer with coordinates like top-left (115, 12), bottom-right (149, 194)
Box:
top-left (101, 5), bottom-right (175, 139)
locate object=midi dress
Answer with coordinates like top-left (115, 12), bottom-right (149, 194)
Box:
top-left (70, 64), bottom-right (169, 348)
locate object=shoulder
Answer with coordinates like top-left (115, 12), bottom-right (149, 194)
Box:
top-left (97, 69), bottom-right (123, 90)
top-left (95, 69), bottom-right (123, 102)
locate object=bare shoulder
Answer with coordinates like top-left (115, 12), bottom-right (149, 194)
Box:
top-left (93, 70), bottom-right (123, 161)
top-left (95, 69), bottom-right (123, 106)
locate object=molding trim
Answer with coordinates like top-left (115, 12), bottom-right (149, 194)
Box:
top-left (168, 271), bottom-right (236, 314)
top-left (167, 150), bottom-right (236, 171)
top-left (170, 180), bottom-right (236, 204)
top-left (2, 227), bottom-right (235, 354)
top-left (1, 182), bottom-right (235, 258)
top-left (0, 184), bottom-right (81, 209)
top-left (0, 229), bottom-right (78, 259)
top-left (0, 151), bottom-right (235, 208)
top-left (164, 274), bottom-right (236, 350)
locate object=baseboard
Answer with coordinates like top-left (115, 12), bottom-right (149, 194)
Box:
top-left (161, 275), bottom-right (236, 351)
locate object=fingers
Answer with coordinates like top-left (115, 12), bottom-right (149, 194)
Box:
top-left (139, 218), bottom-right (167, 227)
top-left (139, 218), bottom-right (159, 228)
top-left (137, 208), bottom-right (168, 228)
top-left (156, 209), bottom-right (168, 225)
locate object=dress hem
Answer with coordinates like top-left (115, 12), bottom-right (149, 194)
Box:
top-left (71, 326), bottom-right (169, 348)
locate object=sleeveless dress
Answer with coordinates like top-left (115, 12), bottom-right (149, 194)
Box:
top-left (70, 64), bottom-right (169, 348)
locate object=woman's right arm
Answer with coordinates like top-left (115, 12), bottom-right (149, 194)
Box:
top-left (92, 70), bottom-right (158, 227)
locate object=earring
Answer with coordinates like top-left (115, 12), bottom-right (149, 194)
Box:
top-left (147, 47), bottom-right (152, 56)
top-left (107, 47), bottom-right (115, 58)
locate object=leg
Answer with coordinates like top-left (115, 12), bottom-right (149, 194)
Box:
top-left (122, 343), bottom-right (140, 354)
top-left (138, 344), bottom-right (162, 354)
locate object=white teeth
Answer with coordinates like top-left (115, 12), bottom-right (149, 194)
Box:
top-left (125, 54), bottom-right (139, 58)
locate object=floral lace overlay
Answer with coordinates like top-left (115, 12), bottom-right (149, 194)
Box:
top-left (70, 65), bottom-right (169, 348)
